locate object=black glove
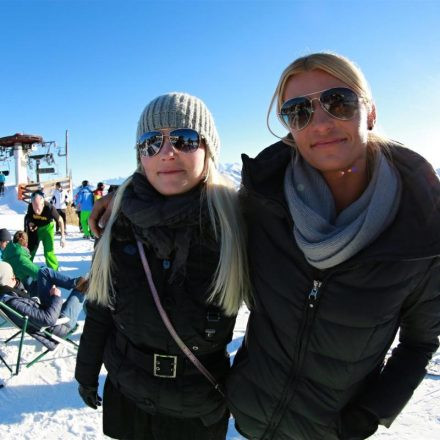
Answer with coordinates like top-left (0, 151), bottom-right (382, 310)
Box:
top-left (338, 405), bottom-right (378, 440)
top-left (78, 384), bottom-right (102, 410)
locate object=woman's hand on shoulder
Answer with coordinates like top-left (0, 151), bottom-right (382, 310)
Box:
top-left (88, 193), bottom-right (115, 238)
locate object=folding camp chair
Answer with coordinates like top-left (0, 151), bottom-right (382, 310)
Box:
top-left (0, 300), bottom-right (79, 376)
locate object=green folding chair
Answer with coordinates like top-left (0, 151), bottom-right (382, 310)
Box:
top-left (0, 300), bottom-right (79, 377)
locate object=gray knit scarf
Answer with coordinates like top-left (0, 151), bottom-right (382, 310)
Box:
top-left (284, 150), bottom-right (401, 269)
top-left (120, 172), bottom-right (217, 284)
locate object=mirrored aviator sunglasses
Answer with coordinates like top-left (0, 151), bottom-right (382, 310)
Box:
top-left (137, 128), bottom-right (202, 157)
top-left (279, 87), bottom-right (360, 131)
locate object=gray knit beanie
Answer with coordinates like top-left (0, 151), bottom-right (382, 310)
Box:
top-left (136, 92), bottom-right (220, 162)
top-left (0, 228), bottom-right (11, 242)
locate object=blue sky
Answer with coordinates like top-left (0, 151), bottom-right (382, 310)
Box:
top-left (1, 0), bottom-right (439, 184)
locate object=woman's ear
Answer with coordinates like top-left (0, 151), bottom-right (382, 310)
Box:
top-left (367, 105), bottom-right (376, 130)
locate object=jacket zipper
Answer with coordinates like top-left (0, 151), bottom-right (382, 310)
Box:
top-left (262, 279), bottom-right (322, 440)
top-left (308, 279), bottom-right (322, 309)
top-left (262, 262), bottom-right (370, 439)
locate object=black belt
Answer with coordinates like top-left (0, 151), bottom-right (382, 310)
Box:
top-left (115, 331), bottom-right (226, 379)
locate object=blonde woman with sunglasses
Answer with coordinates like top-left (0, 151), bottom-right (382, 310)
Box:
top-left (75, 92), bottom-right (250, 440)
top-left (226, 52), bottom-right (440, 440)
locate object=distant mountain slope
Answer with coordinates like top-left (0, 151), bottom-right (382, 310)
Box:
top-left (80, 163), bottom-right (243, 191)
top-left (219, 163), bottom-right (241, 188)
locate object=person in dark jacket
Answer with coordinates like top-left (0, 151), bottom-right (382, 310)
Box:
top-left (0, 228), bottom-right (11, 260)
top-left (0, 261), bottom-right (87, 350)
top-left (225, 52), bottom-right (440, 440)
top-left (25, 189), bottom-right (66, 270)
top-left (74, 92), bottom-right (250, 440)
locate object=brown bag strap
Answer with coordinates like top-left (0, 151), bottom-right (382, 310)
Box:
top-left (136, 240), bottom-right (225, 397)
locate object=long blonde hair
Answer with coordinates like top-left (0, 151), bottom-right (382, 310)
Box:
top-left (87, 159), bottom-right (250, 316)
top-left (267, 52), bottom-right (391, 151)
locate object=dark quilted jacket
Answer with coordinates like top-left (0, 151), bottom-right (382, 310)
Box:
top-left (0, 285), bottom-right (69, 350)
top-left (75, 217), bottom-right (235, 425)
top-left (226, 142), bottom-right (440, 440)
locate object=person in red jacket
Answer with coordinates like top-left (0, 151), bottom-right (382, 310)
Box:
top-left (93, 182), bottom-right (105, 201)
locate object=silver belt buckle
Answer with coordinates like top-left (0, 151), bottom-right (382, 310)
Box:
top-left (153, 354), bottom-right (177, 378)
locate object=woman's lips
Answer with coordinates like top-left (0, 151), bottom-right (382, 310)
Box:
top-left (158, 170), bottom-right (184, 175)
top-left (312, 138), bottom-right (346, 148)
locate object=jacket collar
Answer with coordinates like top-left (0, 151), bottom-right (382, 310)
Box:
top-left (241, 140), bottom-right (440, 260)
top-left (241, 140), bottom-right (291, 202)
top-left (0, 284), bottom-right (18, 297)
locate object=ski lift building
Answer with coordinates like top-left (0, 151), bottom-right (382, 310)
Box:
top-left (0, 133), bottom-right (43, 186)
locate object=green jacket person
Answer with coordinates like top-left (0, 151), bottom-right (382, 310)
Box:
top-left (2, 231), bottom-right (40, 282)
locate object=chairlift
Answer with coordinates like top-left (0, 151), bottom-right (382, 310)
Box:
top-left (28, 153), bottom-right (55, 165)
top-left (0, 131), bottom-right (69, 186)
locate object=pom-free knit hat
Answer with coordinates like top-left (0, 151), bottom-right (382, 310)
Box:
top-left (136, 92), bottom-right (221, 162)
top-left (0, 261), bottom-right (14, 287)
top-left (0, 228), bottom-right (11, 242)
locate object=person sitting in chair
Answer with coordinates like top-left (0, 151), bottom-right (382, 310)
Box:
top-left (2, 231), bottom-right (40, 288)
top-left (3, 230), bottom-right (85, 307)
top-left (0, 261), bottom-right (87, 349)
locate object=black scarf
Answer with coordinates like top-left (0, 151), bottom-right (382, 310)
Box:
top-left (120, 172), bottom-right (216, 284)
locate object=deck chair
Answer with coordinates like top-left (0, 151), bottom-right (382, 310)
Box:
top-left (0, 300), bottom-right (79, 376)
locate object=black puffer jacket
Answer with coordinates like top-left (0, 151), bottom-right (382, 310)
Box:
top-left (226, 141), bottom-right (440, 440)
top-left (0, 285), bottom-right (70, 350)
top-left (75, 217), bottom-right (235, 425)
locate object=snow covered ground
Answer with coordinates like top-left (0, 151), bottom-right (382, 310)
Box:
top-left (0, 184), bottom-right (439, 439)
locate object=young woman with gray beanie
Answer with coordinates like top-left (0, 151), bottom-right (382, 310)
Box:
top-left (75, 92), bottom-right (251, 439)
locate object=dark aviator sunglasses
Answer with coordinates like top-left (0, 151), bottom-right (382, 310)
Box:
top-left (279, 87), bottom-right (361, 131)
top-left (137, 128), bottom-right (203, 158)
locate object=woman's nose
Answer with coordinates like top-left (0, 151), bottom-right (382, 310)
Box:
top-left (159, 136), bottom-right (175, 157)
top-left (309, 99), bottom-right (334, 129)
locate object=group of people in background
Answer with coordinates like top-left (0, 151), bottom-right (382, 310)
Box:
top-left (0, 179), bottom-right (107, 349)
top-left (73, 180), bottom-right (107, 239)
top-left (1, 180), bottom-right (108, 276)
top-left (0, 224), bottom-right (88, 348)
